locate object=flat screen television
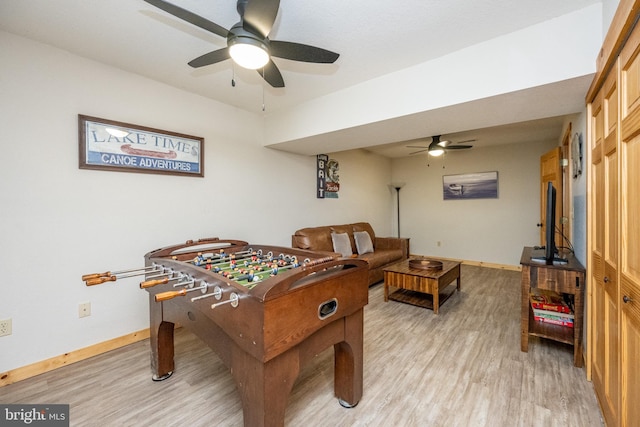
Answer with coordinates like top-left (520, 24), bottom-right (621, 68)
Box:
top-left (532, 181), bottom-right (567, 265)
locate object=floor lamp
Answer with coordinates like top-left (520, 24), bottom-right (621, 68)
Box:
top-left (390, 182), bottom-right (405, 238)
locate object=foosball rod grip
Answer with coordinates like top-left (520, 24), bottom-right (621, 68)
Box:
top-left (82, 271), bottom-right (111, 281)
top-left (140, 278), bottom-right (169, 289)
top-left (155, 289), bottom-right (187, 302)
top-left (85, 276), bottom-right (117, 286)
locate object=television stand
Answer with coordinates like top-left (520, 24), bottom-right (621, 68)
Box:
top-left (520, 246), bottom-right (585, 367)
top-left (530, 255), bottom-right (568, 265)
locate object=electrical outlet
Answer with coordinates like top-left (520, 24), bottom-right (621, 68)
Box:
top-left (79, 302), bottom-right (91, 318)
top-left (0, 318), bottom-right (12, 337)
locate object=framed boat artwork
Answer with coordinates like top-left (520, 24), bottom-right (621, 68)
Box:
top-left (442, 171), bottom-right (498, 200)
top-left (78, 115), bottom-right (204, 177)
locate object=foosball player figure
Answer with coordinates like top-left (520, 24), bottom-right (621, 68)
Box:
top-left (194, 252), bottom-right (205, 266)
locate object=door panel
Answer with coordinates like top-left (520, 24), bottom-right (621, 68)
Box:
top-left (540, 147), bottom-right (562, 247)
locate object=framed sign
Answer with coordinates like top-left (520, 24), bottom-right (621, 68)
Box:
top-left (79, 115), bottom-right (204, 177)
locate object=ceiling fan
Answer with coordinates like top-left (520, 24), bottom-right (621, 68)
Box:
top-left (143, 0), bottom-right (340, 88)
top-left (407, 135), bottom-right (475, 156)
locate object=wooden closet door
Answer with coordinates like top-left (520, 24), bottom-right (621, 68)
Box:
top-left (590, 66), bottom-right (621, 427)
top-left (619, 21), bottom-right (640, 427)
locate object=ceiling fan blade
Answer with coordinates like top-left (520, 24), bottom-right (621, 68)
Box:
top-left (144, 0), bottom-right (229, 38)
top-left (239, 0), bottom-right (280, 38)
top-left (406, 145), bottom-right (428, 149)
top-left (188, 48), bottom-right (230, 68)
top-left (270, 41), bottom-right (339, 63)
top-left (409, 149), bottom-right (428, 155)
top-left (258, 60), bottom-right (285, 88)
top-left (454, 139), bottom-right (476, 144)
top-left (445, 145), bottom-right (473, 150)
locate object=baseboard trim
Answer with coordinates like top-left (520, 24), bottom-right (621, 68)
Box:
top-left (409, 254), bottom-right (521, 272)
top-left (460, 259), bottom-right (521, 272)
top-left (0, 328), bottom-right (150, 388)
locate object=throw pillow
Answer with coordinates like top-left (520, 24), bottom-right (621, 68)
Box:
top-left (331, 232), bottom-right (353, 257)
top-left (354, 231), bottom-right (374, 255)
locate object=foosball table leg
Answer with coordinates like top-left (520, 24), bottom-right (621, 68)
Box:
top-left (334, 309), bottom-right (364, 408)
top-left (149, 296), bottom-right (175, 381)
top-left (231, 344), bottom-right (301, 427)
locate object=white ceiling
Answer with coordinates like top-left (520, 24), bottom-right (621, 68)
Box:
top-left (0, 0), bottom-right (601, 157)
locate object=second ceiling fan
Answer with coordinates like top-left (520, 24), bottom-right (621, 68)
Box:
top-left (408, 135), bottom-right (475, 156)
top-left (144, 0), bottom-right (340, 88)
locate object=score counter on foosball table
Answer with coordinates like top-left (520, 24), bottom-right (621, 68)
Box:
top-left (83, 238), bottom-right (368, 427)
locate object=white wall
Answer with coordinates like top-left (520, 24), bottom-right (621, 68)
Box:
top-left (302, 149), bottom-right (393, 234)
top-left (391, 140), bottom-right (557, 266)
top-left (0, 32), bottom-right (392, 373)
top-left (602, 0), bottom-right (619, 35)
top-left (565, 113), bottom-right (589, 265)
top-left (265, 4), bottom-right (601, 152)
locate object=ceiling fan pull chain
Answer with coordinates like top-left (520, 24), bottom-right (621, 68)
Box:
top-left (231, 63), bottom-right (236, 87)
top-left (262, 69), bottom-right (266, 112)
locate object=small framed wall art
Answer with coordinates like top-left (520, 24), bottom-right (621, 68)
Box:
top-left (79, 115), bottom-right (204, 177)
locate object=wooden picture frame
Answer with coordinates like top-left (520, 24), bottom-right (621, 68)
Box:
top-left (79, 115), bottom-right (204, 177)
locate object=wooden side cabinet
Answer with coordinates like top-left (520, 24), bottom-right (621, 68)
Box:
top-left (520, 247), bottom-right (586, 367)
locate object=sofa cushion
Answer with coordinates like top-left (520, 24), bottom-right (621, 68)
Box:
top-left (351, 222), bottom-right (376, 244)
top-left (354, 231), bottom-right (374, 255)
top-left (357, 249), bottom-right (404, 270)
top-left (331, 232), bottom-right (353, 257)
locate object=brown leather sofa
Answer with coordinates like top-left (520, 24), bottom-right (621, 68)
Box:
top-left (291, 222), bottom-right (409, 286)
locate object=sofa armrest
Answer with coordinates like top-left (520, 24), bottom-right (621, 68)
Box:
top-left (374, 237), bottom-right (410, 259)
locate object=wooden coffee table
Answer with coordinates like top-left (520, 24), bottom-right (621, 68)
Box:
top-left (383, 258), bottom-right (461, 314)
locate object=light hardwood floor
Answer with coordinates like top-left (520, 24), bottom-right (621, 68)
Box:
top-left (0, 266), bottom-right (604, 426)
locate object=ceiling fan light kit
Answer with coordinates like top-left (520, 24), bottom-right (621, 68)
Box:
top-left (228, 36), bottom-right (270, 69)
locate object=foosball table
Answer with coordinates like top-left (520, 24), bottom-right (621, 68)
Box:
top-left (83, 237), bottom-right (369, 427)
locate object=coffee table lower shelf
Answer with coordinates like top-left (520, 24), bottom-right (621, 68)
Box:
top-left (387, 286), bottom-right (457, 310)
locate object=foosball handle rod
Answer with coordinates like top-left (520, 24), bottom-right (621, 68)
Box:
top-left (211, 292), bottom-right (239, 309)
top-left (85, 275), bottom-right (117, 286)
top-left (82, 265), bottom-right (156, 281)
